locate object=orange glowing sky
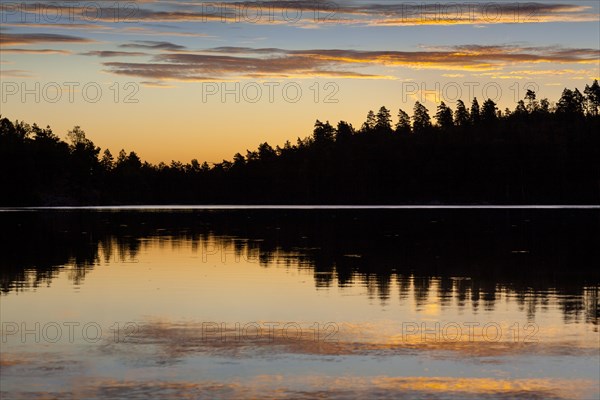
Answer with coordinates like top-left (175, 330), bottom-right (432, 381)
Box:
top-left (1, 1), bottom-right (599, 163)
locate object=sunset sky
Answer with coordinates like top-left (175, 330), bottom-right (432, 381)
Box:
top-left (1, 0), bottom-right (599, 163)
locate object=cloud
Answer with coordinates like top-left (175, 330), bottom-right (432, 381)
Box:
top-left (361, 2), bottom-right (597, 26)
top-left (6, 1), bottom-right (597, 27)
top-left (102, 52), bottom-right (386, 81)
top-left (0, 33), bottom-right (93, 46)
top-left (140, 81), bottom-right (178, 88)
top-left (127, 1), bottom-right (597, 27)
top-left (119, 40), bottom-right (187, 51)
top-left (102, 62), bottom-right (220, 82)
top-left (1, 23), bottom-right (110, 30)
top-left (81, 50), bottom-right (147, 57)
top-left (285, 46), bottom-right (599, 68)
top-left (0, 48), bottom-right (71, 54)
top-left (99, 45), bottom-right (600, 82)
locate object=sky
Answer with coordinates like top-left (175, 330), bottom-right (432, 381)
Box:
top-left (1, 0), bottom-right (599, 163)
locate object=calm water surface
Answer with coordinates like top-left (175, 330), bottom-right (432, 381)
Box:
top-left (1, 209), bottom-right (599, 399)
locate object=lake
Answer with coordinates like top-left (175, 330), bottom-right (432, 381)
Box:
top-left (1, 208), bottom-right (599, 399)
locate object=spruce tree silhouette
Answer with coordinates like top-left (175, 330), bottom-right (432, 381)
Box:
top-left (1, 80), bottom-right (599, 206)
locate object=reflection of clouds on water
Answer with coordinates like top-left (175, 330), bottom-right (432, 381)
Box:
top-left (0, 352), bottom-right (86, 376)
top-left (2, 349), bottom-right (598, 398)
top-left (92, 320), bottom-right (599, 367)
top-left (0, 370), bottom-right (597, 399)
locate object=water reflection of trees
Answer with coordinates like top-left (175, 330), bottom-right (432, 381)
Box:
top-left (1, 210), bottom-right (598, 325)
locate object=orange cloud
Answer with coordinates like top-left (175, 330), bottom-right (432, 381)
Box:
top-left (98, 45), bottom-right (600, 82)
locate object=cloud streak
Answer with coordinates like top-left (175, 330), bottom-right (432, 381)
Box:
top-left (6, 1), bottom-right (598, 27)
top-left (0, 48), bottom-right (71, 54)
top-left (82, 50), bottom-right (148, 57)
top-left (0, 33), bottom-right (93, 46)
top-left (120, 40), bottom-right (187, 51)
top-left (100, 45), bottom-right (600, 82)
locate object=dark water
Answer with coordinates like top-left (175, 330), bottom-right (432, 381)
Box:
top-left (1, 209), bottom-right (599, 399)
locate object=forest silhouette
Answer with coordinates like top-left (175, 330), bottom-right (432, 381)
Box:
top-left (1, 81), bottom-right (599, 205)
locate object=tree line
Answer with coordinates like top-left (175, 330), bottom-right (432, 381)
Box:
top-left (1, 80), bottom-right (599, 205)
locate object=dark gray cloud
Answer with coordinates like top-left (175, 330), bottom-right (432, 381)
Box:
top-left (100, 44), bottom-right (599, 82)
top-left (82, 50), bottom-right (148, 57)
top-left (0, 48), bottom-right (72, 54)
top-left (120, 41), bottom-right (187, 51)
top-left (0, 33), bottom-right (93, 46)
top-left (8, 2), bottom-right (596, 25)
